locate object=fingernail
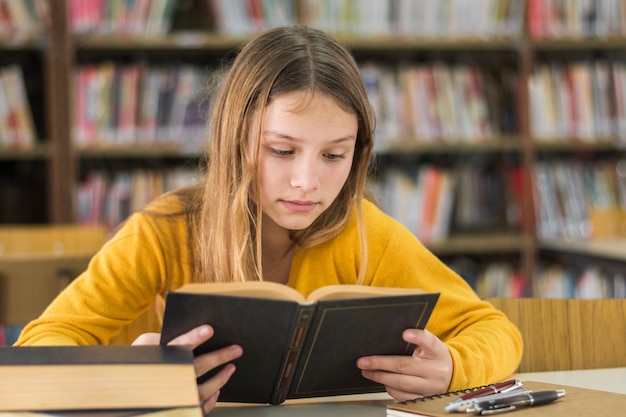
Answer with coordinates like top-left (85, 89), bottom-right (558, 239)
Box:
top-left (405, 330), bottom-right (417, 341)
top-left (230, 345), bottom-right (243, 357)
top-left (198, 326), bottom-right (210, 337)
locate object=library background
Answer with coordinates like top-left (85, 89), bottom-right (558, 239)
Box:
top-left (1, 0), bottom-right (625, 345)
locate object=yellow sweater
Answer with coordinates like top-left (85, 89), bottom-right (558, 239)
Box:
top-left (16, 193), bottom-right (522, 391)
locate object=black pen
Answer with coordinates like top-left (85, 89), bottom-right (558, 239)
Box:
top-left (471, 390), bottom-right (566, 415)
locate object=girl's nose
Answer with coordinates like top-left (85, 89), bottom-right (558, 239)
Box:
top-left (290, 158), bottom-right (320, 192)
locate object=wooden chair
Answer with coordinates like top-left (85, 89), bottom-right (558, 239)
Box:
top-left (487, 297), bottom-right (626, 373)
top-left (0, 225), bottom-right (108, 326)
top-left (0, 224), bottom-right (163, 345)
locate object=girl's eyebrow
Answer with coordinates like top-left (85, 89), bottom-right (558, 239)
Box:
top-left (263, 130), bottom-right (357, 143)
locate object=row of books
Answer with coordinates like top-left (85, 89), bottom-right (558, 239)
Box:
top-left (76, 167), bottom-right (198, 229)
top-left (72, 62), bottom-right (210, 150)
top-left (535, 262), bottom-right (626, 298)
top-left (533, 159), bottom-right (626, 240)
top-left (371, 165), bottom-right (457, 244)
top-left (0, 64), bottom-right (36, 148)
top-left (529, 0), bottom-right (626, 38)
top-left (207, 0), bottom-right (525, 38)
top-left (68, 0), bottom-right (178, 35)
top-left (450, 256), bottom-right (626, 299)
top-left (448, 259), bottom-right (528, 298)
top-left (70, 60), bottom-right (519, 150)
top-left (208, 0), bottom-right (297, 35)
top-left (364, 62), bottom-right (518, 148)
top-left (529, 60), bottom-right (626, 142)
top-left (455, 163), bottom-right (523, 231)
top-left (370, 162), bottom-right (522, 244)
top-left (8, 0), bottom-right (626, 43)
top-left (0, 0), bottom-right (46, 42)
top-left (75, 161), bottom-right (520, 240)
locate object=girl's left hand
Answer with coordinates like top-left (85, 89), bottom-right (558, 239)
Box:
top-left (356, 328), bottom-right (453, 401)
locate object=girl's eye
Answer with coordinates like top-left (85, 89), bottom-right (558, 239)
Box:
top-left (324, 153), bottom-right (345, 161)
top-left (271, 148), bottom-right (293, 157)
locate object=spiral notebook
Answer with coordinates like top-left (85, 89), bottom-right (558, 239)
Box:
top-left (386, 380), bottom-right (626, 416)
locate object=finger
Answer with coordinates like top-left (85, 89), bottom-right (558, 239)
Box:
top-left (166, 325), bottom-right (214, 349)
top-left (358, 354), bottom-right (417, 375)
top-left (358, 353), bottom-right (452, 397)
top-left (201, 390), bottom-right (220, 415)
top-left (404, 329), bottom-right (447, 359)
top-left (386, 385), bottom-right (426, 402)
top-left (195, 344), bottom-right (243, 378)
top-left (361, 366), bottom-right (442, 399)
top-left (198, 363), bottom-right (236, 407)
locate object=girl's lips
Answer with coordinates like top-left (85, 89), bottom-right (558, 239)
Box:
top-left (282, 200), bottom-right (317, 213)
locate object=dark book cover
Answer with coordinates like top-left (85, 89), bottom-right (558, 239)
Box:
top-left (288, 294), bottom-right (438, 400)
top-left (160, 290), bottom-right (439, 405)
top-left (0, 345), bottom-right (193, 365)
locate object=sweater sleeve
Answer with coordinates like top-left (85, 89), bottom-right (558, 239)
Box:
top-left (14, 200), bottom-right (191, 346)
top-left (365, 209), bottom-right (523, 390)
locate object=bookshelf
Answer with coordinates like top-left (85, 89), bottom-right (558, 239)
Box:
top-left (0, 4), bottom-right (48, 224)
top-left (0, 0), bottom-right (625, 300)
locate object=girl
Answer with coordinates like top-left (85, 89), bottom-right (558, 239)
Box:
top-left (16, 26), bottom-right (522, 414)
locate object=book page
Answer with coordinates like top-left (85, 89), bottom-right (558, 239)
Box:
top-left (175, 281), bottom-right (305, 302)
top-left (307, 284), bottom-right (425, 301)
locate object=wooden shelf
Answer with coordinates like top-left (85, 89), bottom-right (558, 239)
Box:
top-left (74, 32), bottom-right (522, 52)
top-left (0, 144), bottom-right (50, 160)
top-left (540, 239), bottom-right (626, 263)
top-left (0, 38), bottom-right (44, 50)
top-left (76, 145), bottom-right (201, 159)
top-left (427, 234), bottom-right (524, 256)
top-left (533, 139), bottom-right (626, 152)
top-left (336, 36), bottom-right (522, 51)
top-left (532, 37), bottom-right (626, 50)
top-left (74, 32), bottom-right (247, 51)
top-left (380, 137), bottom-right (522, 154)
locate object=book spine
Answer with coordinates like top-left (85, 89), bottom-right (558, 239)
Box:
top-left (270, 304), bottom-right (316, 405)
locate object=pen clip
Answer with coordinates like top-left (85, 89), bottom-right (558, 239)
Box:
top-left (478, 405), bottom-right (517, 415)
top-left (500, 380), bottom-right (523, 394)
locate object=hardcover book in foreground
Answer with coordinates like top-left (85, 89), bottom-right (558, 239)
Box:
top-left (0, 345), bottom-right (200, 412)
top-left (160, 282), bottom-right (439, 405)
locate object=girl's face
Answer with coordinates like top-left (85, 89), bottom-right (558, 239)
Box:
top-left (255, 90), bottom-right (357, 232)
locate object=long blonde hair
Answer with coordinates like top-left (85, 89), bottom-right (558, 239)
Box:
top-left (187, 26), bottom-right (374, 283)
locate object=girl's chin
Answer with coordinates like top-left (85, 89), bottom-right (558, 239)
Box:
top-left (273, 215), bottom-right (317, 231)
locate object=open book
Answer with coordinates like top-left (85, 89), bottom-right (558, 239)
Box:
top-left (160, 281), bottom-right (439, 405)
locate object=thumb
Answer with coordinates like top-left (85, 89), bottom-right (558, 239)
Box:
top-left (404, 328), bottom-right (441, 359)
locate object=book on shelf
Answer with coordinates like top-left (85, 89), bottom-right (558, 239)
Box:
top-left (0, 345), bottom-right (200, 412)
top-left (386, 380), bottom-right (626, 417)
top-left (0, 64), bottom-right (37, 148)
top-left (529, 60), bottom-right (626, 142)
top-left (159, 281), bottom-right (439, 405)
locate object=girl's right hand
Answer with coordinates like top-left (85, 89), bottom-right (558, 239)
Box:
top-left (132, 324), bottom-right (243, 414)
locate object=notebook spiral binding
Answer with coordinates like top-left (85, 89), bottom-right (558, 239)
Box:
top-left (401, 384), bottom-right (495, 403)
